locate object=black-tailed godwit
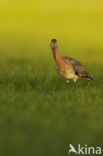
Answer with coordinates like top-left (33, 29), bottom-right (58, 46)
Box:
top-left (50, 39), bottom-right (93, 84)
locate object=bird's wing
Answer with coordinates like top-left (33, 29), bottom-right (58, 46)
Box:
top-left (63, 56), bottom-right (92, 79)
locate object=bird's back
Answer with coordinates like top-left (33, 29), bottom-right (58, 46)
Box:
top-left (62, 56), bottom-right (93, 80)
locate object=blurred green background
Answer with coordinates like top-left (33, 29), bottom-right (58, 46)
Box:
top-left (0, 0), bottom-right (103, 156)
top-left (0, 0), bottom-right (103, 62)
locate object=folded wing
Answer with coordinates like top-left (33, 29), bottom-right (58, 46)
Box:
top-left (63, 56), bottom-right (93, 80)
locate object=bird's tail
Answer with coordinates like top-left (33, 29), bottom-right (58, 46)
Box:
top-left (84, 75), bottom-right (93, 81)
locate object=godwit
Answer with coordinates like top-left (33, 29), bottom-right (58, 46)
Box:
top-left (50, 39), bottom-right (93, 84)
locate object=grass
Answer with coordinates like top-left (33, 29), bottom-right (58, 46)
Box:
top-left (0, 58), bottom-right (103, 156)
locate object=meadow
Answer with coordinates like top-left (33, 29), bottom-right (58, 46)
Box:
top-left (0, 0), bottom-right (103, 156)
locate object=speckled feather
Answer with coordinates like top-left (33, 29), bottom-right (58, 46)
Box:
top-left (63, 56), bottom-right (91, 78)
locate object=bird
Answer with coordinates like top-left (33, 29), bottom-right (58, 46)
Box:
top-left (50, 39), bottom-right (93, 84)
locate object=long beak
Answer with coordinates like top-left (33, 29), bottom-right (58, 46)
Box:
top-left (53, 48), bottom-right (56, 60)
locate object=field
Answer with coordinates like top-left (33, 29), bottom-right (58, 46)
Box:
top-left (0, 0), bottom-right (103, 156)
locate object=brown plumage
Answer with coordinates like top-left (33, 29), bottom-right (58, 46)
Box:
top-left (50, 39), bottom-right (93, 84)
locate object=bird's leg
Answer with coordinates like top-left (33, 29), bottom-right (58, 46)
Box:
top-left (66, 80), bottom-right (70, 85)
top-left (73, 78), bottom-right (77, 88)
top-left (74, 78), bottom-right (80, 89)
top-left (74, 78), bottom-right (77, 83)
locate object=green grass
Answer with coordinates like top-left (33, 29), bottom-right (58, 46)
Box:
top-left (0, 58), bottom-right (103, 156)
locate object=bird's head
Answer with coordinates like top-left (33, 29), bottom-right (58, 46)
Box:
top-left (50, 39), bottom-right (58, 49)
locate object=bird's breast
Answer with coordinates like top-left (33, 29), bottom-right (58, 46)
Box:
top-left (56, 61), bottom-right (76, 80)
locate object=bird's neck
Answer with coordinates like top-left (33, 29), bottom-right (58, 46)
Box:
top-left (52, 48), bottom-right (62, 62)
